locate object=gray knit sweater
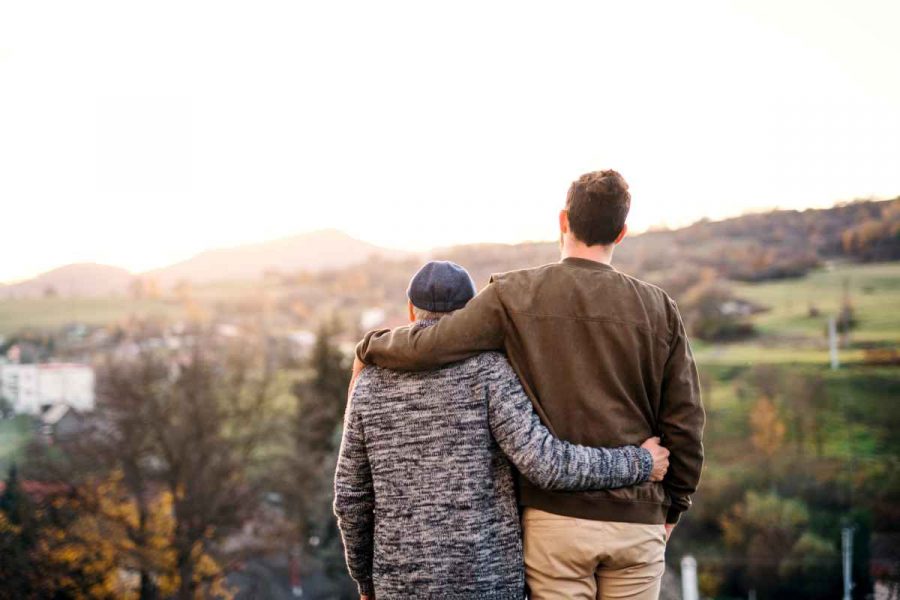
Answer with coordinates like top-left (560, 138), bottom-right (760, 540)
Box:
top-left (334, 348), bottom-right (652, 599)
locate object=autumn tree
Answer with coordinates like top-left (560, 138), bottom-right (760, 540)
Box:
top-left (52, 331), bottom-right (281, 600)
top-left (0, 465), bottom-right (120, 599)
top-left (750, 395), bottom-right (786, 458)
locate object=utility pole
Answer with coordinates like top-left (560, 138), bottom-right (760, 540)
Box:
top-left (842, 526), bottom-right (855, 600)
top-left (681, 555), bottom-right (699, 600)
top-left (829, 316), bottom-right (840, 370)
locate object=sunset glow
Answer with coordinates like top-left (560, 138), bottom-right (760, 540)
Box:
top-left (2, 0), bottom-right (899, 282)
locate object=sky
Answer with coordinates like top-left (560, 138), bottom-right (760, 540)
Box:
top-left (1, 0), bottom-right (899, 283)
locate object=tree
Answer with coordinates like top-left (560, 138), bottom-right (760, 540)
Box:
top-left (722, 491), bottom-right (807, 597)
top-left (749, 395), bottom-right (786, 459)
top-left (0, 464), bottom-right (32, 597)
top-left (0, 465), bottom-right (120, 599)
top-left (680, 274), bottom-right (755, 341)
top-left (280, 320), bottom-right (355, 598)
top-left (721, 491), bottom-right (841, 599)
top-left (53, 332), bottom-right (280, 599)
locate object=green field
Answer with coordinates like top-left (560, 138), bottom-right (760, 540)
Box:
top-left (2, 263), bottom-right (897, 364)
top-left (0, 296), bottom-right (184, 336)
top-left (694, 262), bottom-right (900, 366)
top-left (0, 279), bottom-right (300, 337)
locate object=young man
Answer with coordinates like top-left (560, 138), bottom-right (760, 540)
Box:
top-left (335, 260), bottom-right (670, 599)
top-left (355, 171), bottom-right (705, 599)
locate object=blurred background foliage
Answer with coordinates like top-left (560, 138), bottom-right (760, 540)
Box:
top-left (0, 198), bottom-right (898, 598)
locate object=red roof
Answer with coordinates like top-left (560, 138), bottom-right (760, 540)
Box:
top-left (0, 480), bottom-right (72, 501)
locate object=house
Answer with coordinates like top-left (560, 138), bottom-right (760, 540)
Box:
top-left (0, 479), bottom-right (72, 502)
top-left (0, 363), bottom-right (95, 415)
top-left (40, 403), bottom-right (88, 442)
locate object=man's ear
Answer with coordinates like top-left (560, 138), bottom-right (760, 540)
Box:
top-left (407, 300), bottom-right (416, 323)
top-left (614, 223), bottom-right (628, 245)
top-left (559, 209), bottom-right (570, 235)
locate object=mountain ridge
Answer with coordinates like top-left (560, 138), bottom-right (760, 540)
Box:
top-left (3, 199), bottom-right (897, 299)
top-left (1, 230), bottom-right (412, 298)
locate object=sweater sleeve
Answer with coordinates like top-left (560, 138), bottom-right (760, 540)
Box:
top-left (485, 355), bottom-right (652, 491)
top-left (333, 378), bottom-right (376, 597)
top-left (356, 281), bottom-right (508, 371)
top-left (658, 299), bottom-right (705, 524)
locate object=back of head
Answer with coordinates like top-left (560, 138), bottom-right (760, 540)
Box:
top-left (407, 261), bottom-right (476, 321)
top-left (565, 169), bottom-right (631, 246)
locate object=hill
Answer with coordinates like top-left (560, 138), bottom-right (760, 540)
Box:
top-left (144, 228), bottom-right (411, 286)
top-left (1, 230), bottom-right (412, 298)
top-left (0, 264), bottom-right (135, 300)
top-left (436, 198), bottom-right (900, 286)
top-left (1, 199), bottom-right (896, 301)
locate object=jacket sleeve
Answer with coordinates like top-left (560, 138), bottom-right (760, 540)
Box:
top-left (356, 280), bottom-right (507, 371)
top-left (659, 299), bottom-right (705, 524)
top-left (485, 355), bottom-right (652, 490)
top-left (333, 378), bottom-right (376, 597)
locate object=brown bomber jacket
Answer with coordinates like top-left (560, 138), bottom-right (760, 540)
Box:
top-left (356, 257), bottom-right (705, 525)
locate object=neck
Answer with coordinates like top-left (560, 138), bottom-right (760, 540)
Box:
top-left (560, 237), bottom-right (615, 265)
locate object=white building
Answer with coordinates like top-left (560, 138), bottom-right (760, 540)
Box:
top-left (0, 364), bottom-right (38, 411)
top-left (0, 363), bottom-right (95, 415)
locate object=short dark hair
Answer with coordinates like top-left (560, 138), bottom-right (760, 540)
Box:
top-left (565, 170), bottom-right (631, 246)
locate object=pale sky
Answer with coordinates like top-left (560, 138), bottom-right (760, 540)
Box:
top-left (2, 0), bottom-right (899, 283)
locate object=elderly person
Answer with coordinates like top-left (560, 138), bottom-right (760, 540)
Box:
top-left (334, 261), bottom-right (669, 600)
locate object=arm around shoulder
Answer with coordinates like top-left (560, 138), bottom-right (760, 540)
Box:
top-left (485, 355), bottom-right (653, 491)
top-left (355, 281), bottom-right (508, 371)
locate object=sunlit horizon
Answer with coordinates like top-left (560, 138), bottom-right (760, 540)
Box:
top-left (3, 196), bottom-right (894, 285)
top-left (3, 0), bottom-right (899, 283)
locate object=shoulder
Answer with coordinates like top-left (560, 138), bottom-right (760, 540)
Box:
top-left (611, 271), bottom-right (683, 336)
top-left (349, 366), bottom-right (407, 406)
top-left (490, 262), bottom-right (559, 286)
top-left (616, 270), bottom-right (676, 307)
top-left (488, 263), bottom-right (563, 304)
top-left (461, 352), bottom-right (519, 385)
top-left (352, 361), bottom-right (477, 399)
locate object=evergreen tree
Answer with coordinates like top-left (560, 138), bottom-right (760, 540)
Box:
top-left (284, 319), bottom-right (355, 598)
top-left (0, 464), bottom-right (34, 598)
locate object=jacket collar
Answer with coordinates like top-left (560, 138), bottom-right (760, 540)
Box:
top-left (560, 257), bottom-right (616, 272)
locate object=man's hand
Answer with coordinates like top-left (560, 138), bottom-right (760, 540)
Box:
top-left (665, 523), bottom-right (676, 541)
top-left (641, 437), bottom-right (670, 482)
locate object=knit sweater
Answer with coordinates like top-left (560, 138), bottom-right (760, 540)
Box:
top-left (334, 344), bottom-right (652, 599)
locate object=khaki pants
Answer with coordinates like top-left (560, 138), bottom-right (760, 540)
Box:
top-left (523, 508), bottom-right (666, 600)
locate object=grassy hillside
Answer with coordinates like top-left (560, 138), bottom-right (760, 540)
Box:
top-left (693, 262), bottom-right (900, 365)
top-left (0, 296), bottom-right (184, 336)
top-left (670, 262), bottom-right (900, 597)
